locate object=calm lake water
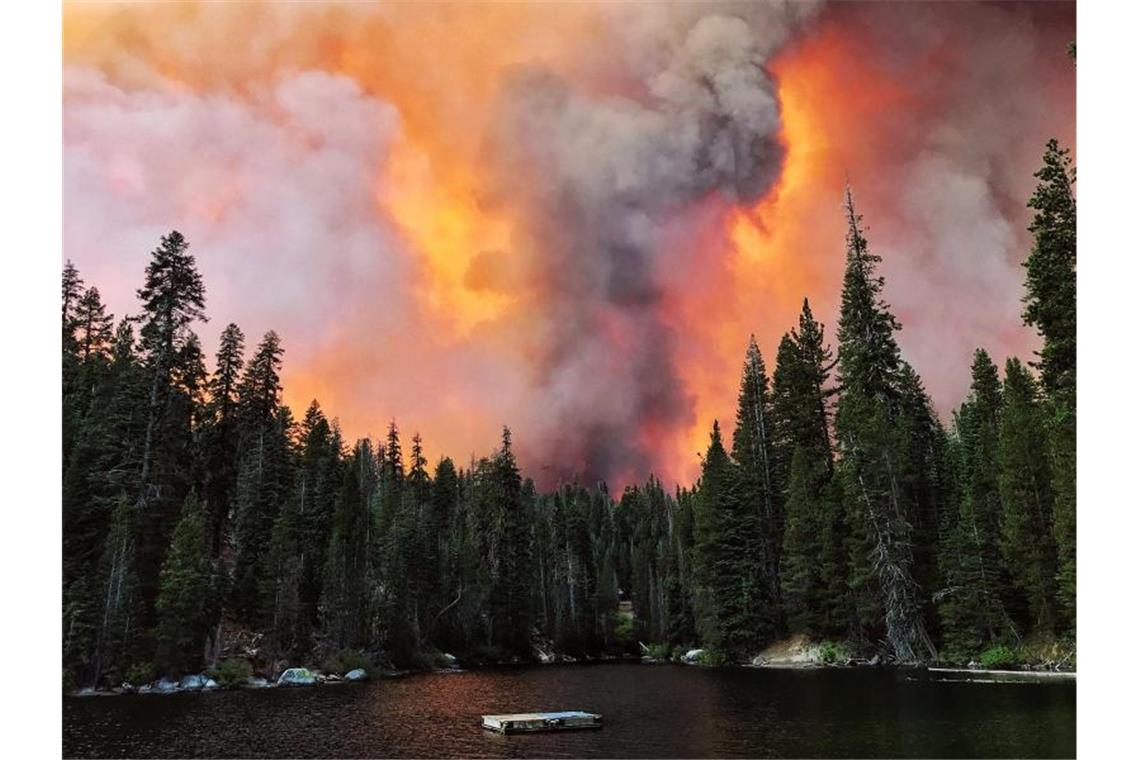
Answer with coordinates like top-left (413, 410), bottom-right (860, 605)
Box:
top-left (63, 663), bottom-right (1075, 758)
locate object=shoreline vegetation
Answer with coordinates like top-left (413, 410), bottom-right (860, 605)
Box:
top-left (69, 632), bottom-right (1076, 698)
top-left (62, 142), bottom-right (1076, 699)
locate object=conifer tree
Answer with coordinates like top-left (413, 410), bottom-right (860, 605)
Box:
top-left (321, 442), bottom-right (374, 649)
top-left (62, 259), bottom-right (85, 351)
top-left (834, 186), bottom-right (935, 662)
top-left (998, 358), bottom-right (1058, 634)
top-left (231, 331), bottom-right (293, 622)
top-left (772, 299), bottom-right (844, 636)
top-left (488, 427), bottom-right (533, 654)
top-left (780, 447), bottom-right (826, 634)
top-left (426, 457), bottom-right (461, 642)
top-left (263, 493), bottom-right (305, 660)
top-left (295, 401), bottom-right (342, 637)
top-left (893, 362), bottom-right (945, 634)
top-left (1022, 139), bottom-right (1076, 632)
top-left (95, 231), bottom-right (207, 680)
top-left (1023, 140), bottom-right (1077, 401)
top-left (73, 287), bottom-right (114, 364)
top-left (155, 492), bottom-right (216, 675)
top-left (202, 324), bottom-right (245, 552)
top-left (378, 420), bottom-right (405, 537)
top-left (730, 338), bottom-right (782, 640)
top-left (937, 350), bottom-right (1015, 657)
top-left (693, 421), bottom-right (759, 656)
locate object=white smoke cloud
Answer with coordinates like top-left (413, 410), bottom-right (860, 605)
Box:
top-left (64, 65), bottom-right (410, 370)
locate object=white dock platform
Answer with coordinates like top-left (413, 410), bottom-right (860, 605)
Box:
top-left (481, 711), bottom-right (603, 733)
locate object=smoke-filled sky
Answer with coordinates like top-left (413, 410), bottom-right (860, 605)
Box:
top-left (63, 1), bottom-right (1075, 489)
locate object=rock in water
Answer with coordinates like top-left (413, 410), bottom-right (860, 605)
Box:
top-left (682, 649), bottom-right (705, 664)
top-left (202, 678), bottom-right (219, 690)
top-left (442, 653), bottom-right (460, 669)
top-left (344, 668), bottom-right (368, 682)
top-left (277, 668), bottom-right (317, 686)
top-left (179, 674), bottom-right (207, 691)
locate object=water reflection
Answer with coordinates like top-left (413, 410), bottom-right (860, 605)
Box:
top-left (64, 663), bottom-right (1076, 758)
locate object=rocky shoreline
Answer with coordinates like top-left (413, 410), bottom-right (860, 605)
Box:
top-left (69, 636), bottom-right (1074, 697)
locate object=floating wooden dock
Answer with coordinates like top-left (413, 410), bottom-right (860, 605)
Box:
top-left (481, 711), bottom-right (603, 733)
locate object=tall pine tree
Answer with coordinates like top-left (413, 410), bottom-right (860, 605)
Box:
top-left (1022, 139), bottom-right (1076, 633)
top-left (834, 186), bottom-right (935, 662)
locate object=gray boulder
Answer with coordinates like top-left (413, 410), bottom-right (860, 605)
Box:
top-left (344, 668), bottom-right (368, 682)
top-left (276, 667), bottom-right (317, 686)
top-left (682, 648), bottom-right (705, 664)
top-left (155, 677), bottom-right (179, 693)
top-left (202, 678), bottom-right (219, 690)
top-left (179, 674), bottom-right (207, 691)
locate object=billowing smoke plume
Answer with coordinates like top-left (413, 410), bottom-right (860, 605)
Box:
top-left (62, 1), bottom-right (1074, 489)
top-left (481, 11), bottom-right (804, 482)
top-left (65, 66), bottom-right (411, 368)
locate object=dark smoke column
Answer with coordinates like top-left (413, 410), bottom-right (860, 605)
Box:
top-left (483, 9), bottom-right (807, 487)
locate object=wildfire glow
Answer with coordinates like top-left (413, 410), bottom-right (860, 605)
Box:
top-left (62, 2), bottom-right (1075, 489)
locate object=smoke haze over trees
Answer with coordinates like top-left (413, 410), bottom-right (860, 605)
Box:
top-left (62, 1), bottom-right (1075, 490)
top-left (62, 136), bottom-right (1076, 685)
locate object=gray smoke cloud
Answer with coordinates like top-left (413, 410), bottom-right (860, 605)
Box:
top-left (481, 6), bottom-right (815, 483)
top-left (64, 0), bottom-right (1072, 488)
top-left (817, 1), bottom-right (1076, 413)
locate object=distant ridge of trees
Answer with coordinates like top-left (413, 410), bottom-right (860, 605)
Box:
top-left (62, 140), bottom-right (1076, 687)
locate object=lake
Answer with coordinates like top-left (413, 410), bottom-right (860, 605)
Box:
top-left (63, 663), bottom-right (1076, 758)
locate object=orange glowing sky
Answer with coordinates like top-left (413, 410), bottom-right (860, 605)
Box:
top-left (62, 1), bottom-right (1075, 488)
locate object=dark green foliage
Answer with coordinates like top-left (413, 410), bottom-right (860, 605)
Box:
top-left (294, 402), bottom-right (343, 643)
top-left (695, 648), bottom-right (732, 667)
top-left (202, 323), bottom-right (245, 553)
top-left (487, 428), bottom-right (534, 655)
top-left (321, 648), bottom-right (373, 676)
top-left (1022, 140), bottom-right (1077, 634)
top-left (213, 658), bottom-right (253, 689)
top-left (124, 661), bottom-right (156, 687)
top-left (773, 299), bottom-right (845, 637)
top-left (231, 332), bottom-right (293, 623)
top-left (730, 339), bottom-right (783, 642)
top-left (834, 187), bottom-right (935, 662)
top-left (62, 139), bottom-right (1079, 684)
top-left (1023, 140), bottom-right (1076, 401)
top-left (73, 286), bottom-right (115, 364)
top-left (978, 644), bottom-right (1021, 669)
top-left (155, 493), bottom-right (216, 676)
top-left (780, 448), bottom-right (828, 634)
top-left (320, 442), bottom-right (375, 651)
top-left (937, 351), bottom-right (1015, 659)
top-left (263, 492), bottom-right (305, 660)
top-left (62, 259), bottom-right (85, 349)
top-left (817, 641), bottom-right (851, 664)
top-left (998, 359), bottom-right (1057, 634)
top-left (693, 421), bottom-right (760, 657)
